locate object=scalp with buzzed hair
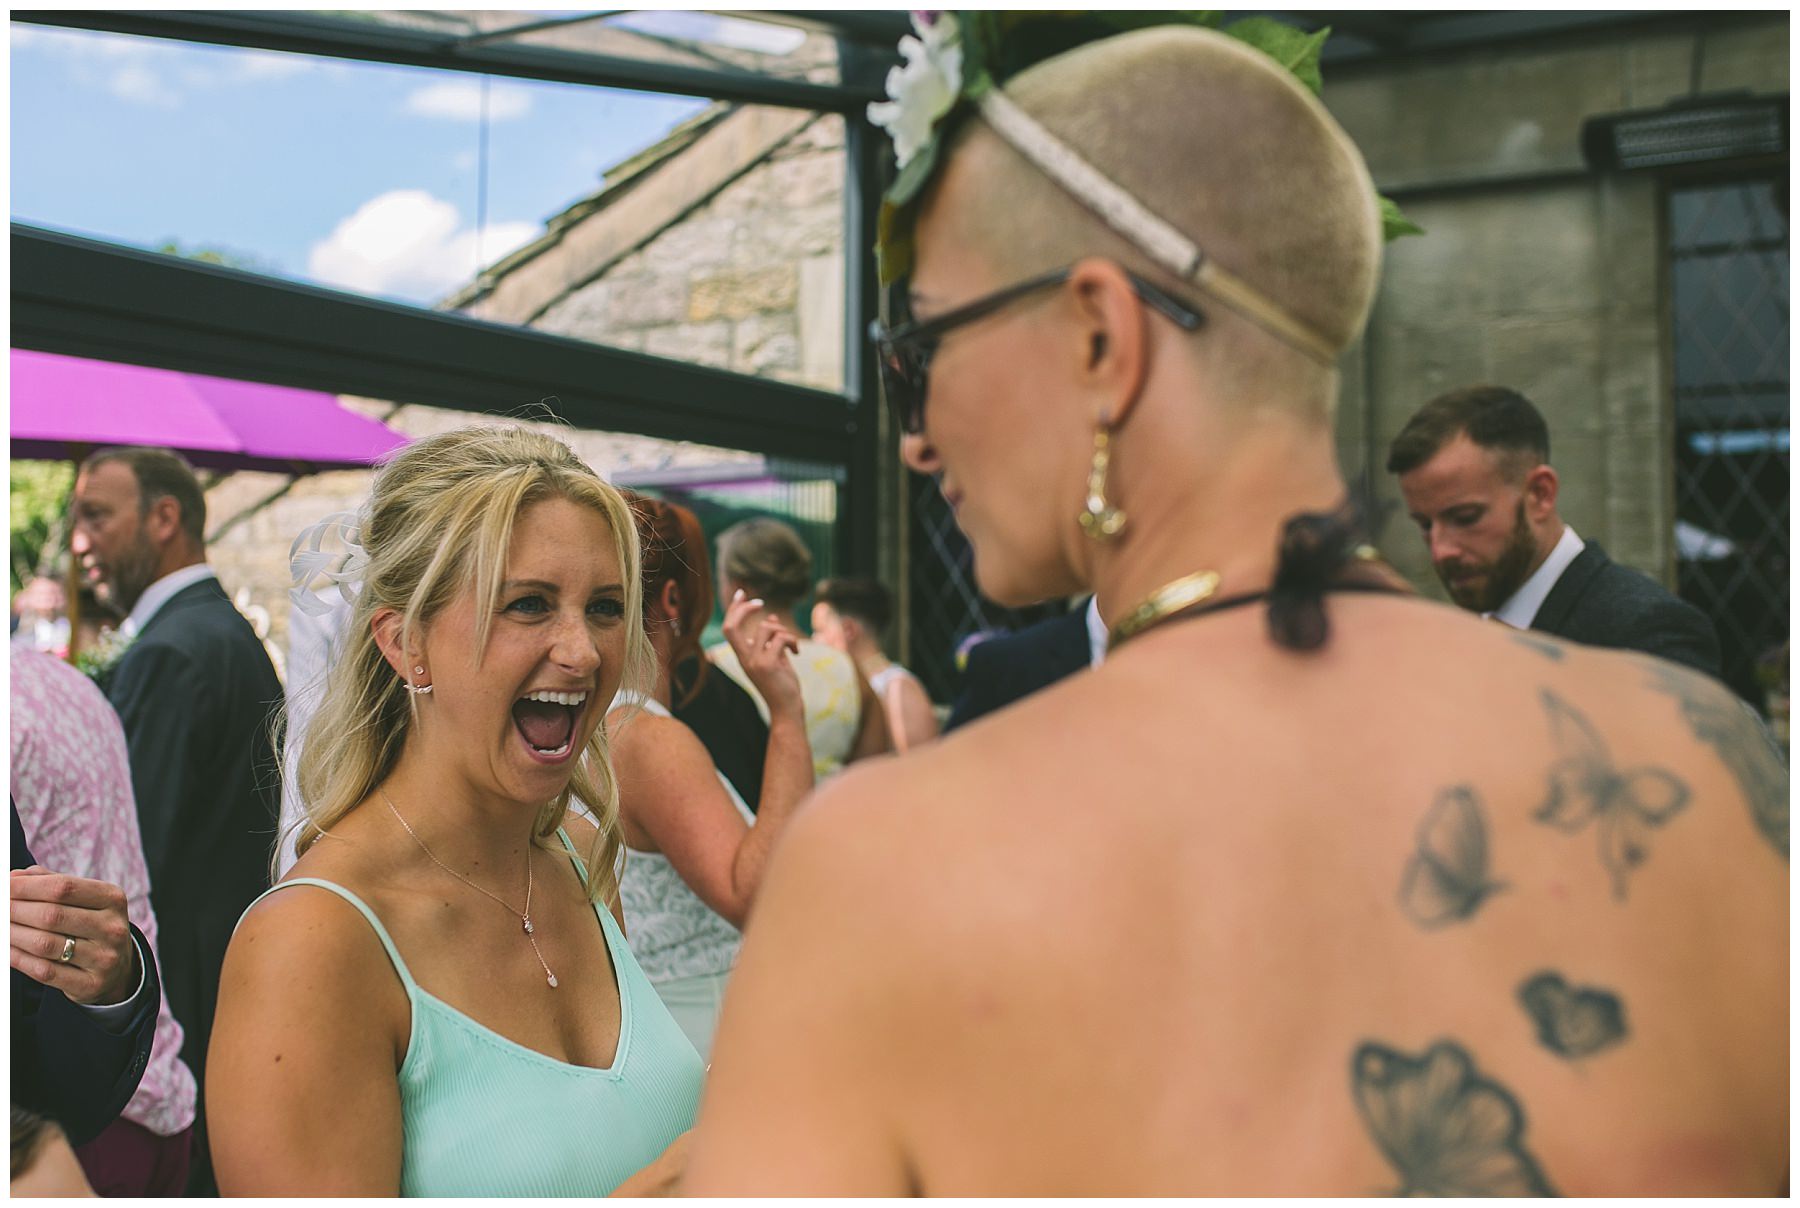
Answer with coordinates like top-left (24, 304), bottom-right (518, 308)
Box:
top-left (927, 27), bottom-right (1382, 406)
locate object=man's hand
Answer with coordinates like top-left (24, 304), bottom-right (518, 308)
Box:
top-left (10, 867), bottom-right (138, 1005)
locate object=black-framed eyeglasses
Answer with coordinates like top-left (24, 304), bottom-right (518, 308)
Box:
top-left (868, 265), bottom-right (1204, 436)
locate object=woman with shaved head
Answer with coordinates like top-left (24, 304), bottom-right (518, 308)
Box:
top-left (685, 18), bottom-right (1787, 1195)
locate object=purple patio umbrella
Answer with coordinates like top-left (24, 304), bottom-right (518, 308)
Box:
top-left (10, 348), bottom-right (408, 661)
top-left (10, 348), bottom-right (408, 473)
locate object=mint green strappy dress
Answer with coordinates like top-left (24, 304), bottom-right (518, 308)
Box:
top-left (244, 829), bottom-right (703, 1197)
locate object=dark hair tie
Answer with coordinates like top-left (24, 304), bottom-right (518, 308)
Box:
top-left (1266, 500), bottom-right (1368, 651)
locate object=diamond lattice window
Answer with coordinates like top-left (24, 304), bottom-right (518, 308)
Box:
top-left (1667, 179), bottom-right (1789, 718)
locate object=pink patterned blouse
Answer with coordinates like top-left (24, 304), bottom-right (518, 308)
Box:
top-left (10, 649), bottom-right (198, 1138)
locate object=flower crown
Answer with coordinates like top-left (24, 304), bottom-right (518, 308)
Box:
top-left (868, 12), bottom-right (1420, 310)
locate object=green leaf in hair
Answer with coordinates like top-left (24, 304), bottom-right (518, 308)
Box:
top-left (1222, 17), bottom-right (1329, 95)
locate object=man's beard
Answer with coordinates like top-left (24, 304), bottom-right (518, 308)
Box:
top-left (97, 535), bottom-right (161, 615)
top-left (1435, 501), bottom-right (1539, 613)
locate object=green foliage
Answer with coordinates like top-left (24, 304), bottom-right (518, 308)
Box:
top-left (10, 461), bottom-right (73, 596)
top-left (1381, 196), bottom-right (1426, 241)
top-left (1222, 17), bottom-right (1328, 94)
top-left (154, 239), bottom-right (266, 273)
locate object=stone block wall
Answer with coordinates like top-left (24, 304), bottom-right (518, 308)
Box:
top-left (1328, 14), bottom-right (1788, 598)
top-left (534, 112), bottom-right (846, 392)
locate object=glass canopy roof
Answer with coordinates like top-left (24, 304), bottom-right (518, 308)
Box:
top-left (13, 10), bottom-right (912, 109)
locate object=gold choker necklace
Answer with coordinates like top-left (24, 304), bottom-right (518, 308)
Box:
top-left (1107, 570), bottom-right (1222, 650)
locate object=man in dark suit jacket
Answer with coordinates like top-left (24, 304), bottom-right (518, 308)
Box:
top-left (71, 447), bottom-right (282, 1194)
top-left (1390, 385), bottom-right (1722, 678)
top-left (12, 802), bottom-right (160, 1148)
top-left (946, 600), bottom-right (1096, 731)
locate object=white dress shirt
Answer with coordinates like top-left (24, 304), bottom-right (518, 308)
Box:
top-left (1084, 596), bottom-right (1107, 669)
top-left (1487, 524), bottom-right (1583, 629)
top-left (121, 563), bottom-right (218, 639)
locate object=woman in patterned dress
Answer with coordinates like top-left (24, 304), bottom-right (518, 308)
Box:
top-left (707, 517), bottom-right (891, 778)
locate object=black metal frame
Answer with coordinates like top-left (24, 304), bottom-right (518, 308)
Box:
top-left (9, 9), bottom-right (903, 575)
top-left (14, 224), bottom-right (860, 464)
top-left (13, 10), bottom-right (899, 111)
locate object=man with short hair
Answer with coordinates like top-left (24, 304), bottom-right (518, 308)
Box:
top-left (1388, 385), bottom-right (1721, 676)
top-left (70, 445), bottom-right (282, 1196)
top-left (684, 21), bottom-right (1786, 1195)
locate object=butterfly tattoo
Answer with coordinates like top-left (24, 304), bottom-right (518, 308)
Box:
top-left (1517, 971), bottom-right (1627, 1060)
top-left (1400, 786), bottom-right (1507, 929)
top-left (1352, 1039), bottom-right (1556, 1196)
top-left (1535, 690), bottom-right (1690, 900)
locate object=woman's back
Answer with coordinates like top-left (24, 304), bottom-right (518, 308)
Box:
top-left (686, 594), bottom-right (1788, 1194)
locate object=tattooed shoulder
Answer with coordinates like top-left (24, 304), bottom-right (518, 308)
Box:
top-left (1352, 1038), bottom-right (1556, 1196)
top-left (1643, 661), bottom-right (1788, 860)
top-left (1536, 689), bottom-right (1690, 900)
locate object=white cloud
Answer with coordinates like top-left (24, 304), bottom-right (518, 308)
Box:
top-left (404, 79), bottom-right (532, 122)
top-left (108, 63), bottom-right (180, 108)
top-left (231, 49), bottom-right (313, 81)
top-left (307, 189), bottom-right (538, 301)
top-left (14, 24), bottom-right (330, 108)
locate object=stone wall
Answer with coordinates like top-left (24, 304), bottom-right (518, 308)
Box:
top-left (531, 112), bottom-right (846, 391)
top-left (203, 110), bottom-right (847, 665)
top-left (1328, 13), bottom-right (1788, 596)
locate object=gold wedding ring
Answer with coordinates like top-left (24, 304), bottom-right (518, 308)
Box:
top-left (58, 936), bottom-right (76, 963)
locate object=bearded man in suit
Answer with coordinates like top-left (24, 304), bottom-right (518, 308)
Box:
top-left (71, 445), bottom-right (282, 1195)
top-left (1390, 385), bottom-right (1722, 678)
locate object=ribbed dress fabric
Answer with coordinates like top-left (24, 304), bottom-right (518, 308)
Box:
top-left (244, 829), bottom-right (702, 1196)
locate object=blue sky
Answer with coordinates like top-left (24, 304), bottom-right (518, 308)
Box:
top-left (10, 18), bottom-right (734, 305)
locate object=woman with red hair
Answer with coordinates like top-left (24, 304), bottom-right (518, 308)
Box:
top-left (608, 494), bottom-right (816, 1057)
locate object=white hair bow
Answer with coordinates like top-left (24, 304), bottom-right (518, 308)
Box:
top-left (289, 511), bottom-right (369, 617)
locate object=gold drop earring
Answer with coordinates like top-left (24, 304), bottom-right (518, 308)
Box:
top-left (1078, 426), bottom-right (1127, 541)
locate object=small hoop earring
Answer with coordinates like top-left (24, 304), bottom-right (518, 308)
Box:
top-left (1078, 426), bottom-right (1127, 541)
top-left (404, 681), bottom-right (434, 696)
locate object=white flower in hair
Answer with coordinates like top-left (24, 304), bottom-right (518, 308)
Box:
top-left (867, 12), bottom-right (963, 171)
top-left (288, 511), bottom-right (370, 617)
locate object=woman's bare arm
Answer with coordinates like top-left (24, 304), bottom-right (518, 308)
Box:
top-left (884, 674), bottom-right (940, 754)
top-left (612, 710), bottom-right (808, 929)
top-left (208, 886), bottom-right (407, 1195)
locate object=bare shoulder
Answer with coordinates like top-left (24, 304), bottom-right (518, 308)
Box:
top-left (609, 705), bottom-right (710, 771)
top-left (227, 875), bottom-right (404, 1002)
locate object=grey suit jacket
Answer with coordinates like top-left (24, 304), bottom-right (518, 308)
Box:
top-left (1532, 541), bottom-right (1722, 678)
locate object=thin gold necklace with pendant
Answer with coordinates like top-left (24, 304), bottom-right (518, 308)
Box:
top-left (382, 788), bottom-right (559, 988)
